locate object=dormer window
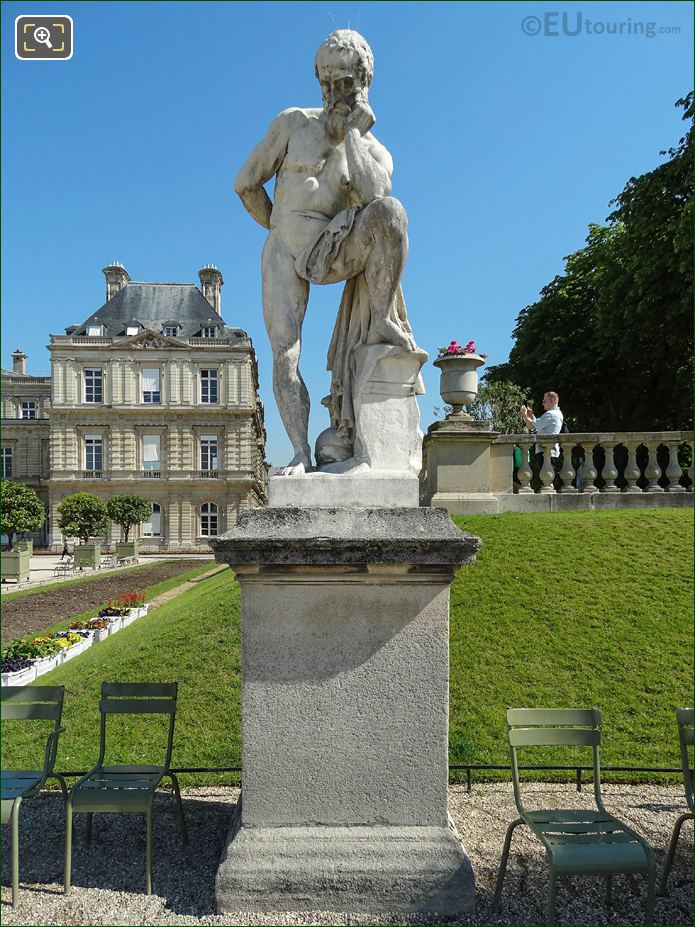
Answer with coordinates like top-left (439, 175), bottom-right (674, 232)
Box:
top-left (126, 326), bottom-right (139, 336)
top-left (201, 326), bottom-right (216, 338)
top-left (163, 325), bottom-right (178, 338)
top-left (87, 324), bottom-right (103, 337)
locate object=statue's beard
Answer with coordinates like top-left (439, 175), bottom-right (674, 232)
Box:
top-left (326, 106), bottom-right (349, 138)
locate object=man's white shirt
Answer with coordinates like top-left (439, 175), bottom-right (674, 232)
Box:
top-left (532, 408), bottom-right (564, 456)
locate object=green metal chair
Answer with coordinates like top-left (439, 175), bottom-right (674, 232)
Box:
top-left (657, 708), bottom-right (693, 896)
top-left (64, 682), bottom-right (188, 896)
top-left (1, 685), bottom-right (68, 907)
top-left (493, 708), bottom-right (656, 925)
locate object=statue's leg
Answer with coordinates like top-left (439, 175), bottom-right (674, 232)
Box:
top-left (261, 233), bottom-right (312, 470)
top-left (321, 197), bottom-right (412, 350)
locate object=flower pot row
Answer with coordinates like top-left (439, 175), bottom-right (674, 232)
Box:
top-left (1, 604), bottom-right (149, 686)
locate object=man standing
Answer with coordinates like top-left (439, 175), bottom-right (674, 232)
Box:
top-left (521, 391), bottom-right (564, 468)
top-left (234, 30), bottom-right (418, 475)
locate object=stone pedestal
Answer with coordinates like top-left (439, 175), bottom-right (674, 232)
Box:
top-left (210, 507), bottom-right (480, 915)
top-left (421, 417), bottom-right (512, 514)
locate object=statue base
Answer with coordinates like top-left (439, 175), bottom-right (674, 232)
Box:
top-left (216, 806), bottom-right (474, 914)
top-left (210, 508), bottom-right (480, 916)
top-left (269, 469), bottom-right (420, 508)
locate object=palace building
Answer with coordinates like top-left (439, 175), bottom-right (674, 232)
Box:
top-left (1, 263), bottom-right (267, 551)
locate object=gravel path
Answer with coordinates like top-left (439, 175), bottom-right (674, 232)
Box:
top-left (1, 782), bottom-right (691, 925)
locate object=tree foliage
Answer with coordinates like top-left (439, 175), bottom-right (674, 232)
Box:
top-left (435, 380), bottom-right (530, 433)
top-left (487, 93), bottom-right (693, 431)
top-left (106, 495), bottom-right (152, 542)
top-left (1, 480), bottom-right (45, 549)
top-left (57, 492), bottom-right (108, 545)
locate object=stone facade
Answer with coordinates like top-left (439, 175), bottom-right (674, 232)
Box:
top-left (1, 351), bottom-right (52, 543)
top-left (2, 265), bottom-right (267, 551)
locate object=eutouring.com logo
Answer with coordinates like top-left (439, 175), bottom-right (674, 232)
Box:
top-left (521, 12), bottom-right (681, 39)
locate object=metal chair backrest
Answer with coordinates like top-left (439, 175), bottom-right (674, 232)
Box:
top-left (1, 686), bottom-right (65, 778)
top-left (506, 708), bottom-right (604, 813)
top-left (97, 682), bottom-right (178, 771)
top-left (676, 708), bottom-right (693, 812)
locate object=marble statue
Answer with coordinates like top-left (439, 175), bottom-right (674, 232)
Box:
top-left (235, 30), bottom-right (426, 477)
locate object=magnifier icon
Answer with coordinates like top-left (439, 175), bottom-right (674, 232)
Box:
top-left (34, 26), bottom-right (53, 49)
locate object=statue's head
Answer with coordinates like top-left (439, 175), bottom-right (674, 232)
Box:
top-left (315, 30), bottom-right (374, 116)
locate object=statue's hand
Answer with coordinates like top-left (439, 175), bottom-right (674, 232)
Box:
top-left (346, 101), bottom-right (375, 136)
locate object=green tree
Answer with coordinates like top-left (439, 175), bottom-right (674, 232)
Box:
top-left (106, 495), bottom-right (152, 542)
top-left (1, 480), bottom-right (45, 549)
top-left (57, 493), bottom-right (108, 546)
top-left (487, 93), bottom-right (693, 431)
top-left (435, 380), bottom-right (530, 433)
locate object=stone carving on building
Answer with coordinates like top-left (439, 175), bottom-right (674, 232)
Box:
top-left (235, 29), bottom-right (426, 479)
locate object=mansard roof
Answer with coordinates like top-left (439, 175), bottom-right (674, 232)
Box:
top-left (70, 283), bottom-right (247, 339)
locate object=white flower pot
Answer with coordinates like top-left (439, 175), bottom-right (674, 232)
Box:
top-left (108, 617), bottom-right (123, 634)
top-left (62, 638), bottom-right (89, 661)
top-left (92, 627), bottom-right (110, 643)
top-left (1, 665), bottom-right (37, 687)
top-left (32, 654), bottom-right (61, 677)
top-left (121, 612), bottom-right (138, 628)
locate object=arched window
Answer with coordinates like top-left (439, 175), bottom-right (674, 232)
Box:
top-left (142, 503), bottom-right (162, 537)
top-left (200, 502), bottom-right (218, 537)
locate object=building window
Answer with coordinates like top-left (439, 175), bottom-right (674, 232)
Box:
top-left (142, 503), bottom-right (161, 537)
top-left (126, 326), bottom-right (139, 336)
top-left (87, 324), bottom-right (103, 336)
top-left (21, 401), bottom-right (37, 419)
top-left (85, 435), bottom-right (103, 471)
top-left (201, 326), bottom-right (216, 338)
top-left (163, 326), bottom-right (178, 338)
top-left (200, 435), bottom-right (218, 471)
top-left (143, 434), bottom-right (161, 472)
top-left (200, 502), bottom-right (218, 537)
top-left (200, 369), bottom-right (218, 404)
top-left (1, 447), bottom-right (12, 478)
top-left (84, 368), bottom-right (103, 403)
top-left (142, 368), bottom-right (161, 404)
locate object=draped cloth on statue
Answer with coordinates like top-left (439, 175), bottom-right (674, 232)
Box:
top-left (294, 203), bottom-right (423, 439)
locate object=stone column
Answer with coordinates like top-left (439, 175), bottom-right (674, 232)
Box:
top-left (211, 506), bottom-right (480, 915)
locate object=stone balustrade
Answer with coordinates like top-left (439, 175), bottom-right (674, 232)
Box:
top-left (500, 432), bottom-right (693, 495)
top-left (421, 419), bottom-right (693, 514)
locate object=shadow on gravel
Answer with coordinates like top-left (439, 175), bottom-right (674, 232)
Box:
top-left (1, 789), bottom-right (236, 917)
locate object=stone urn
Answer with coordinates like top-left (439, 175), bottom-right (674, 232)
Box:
top-left (434, 353), bottom-right (486, 419)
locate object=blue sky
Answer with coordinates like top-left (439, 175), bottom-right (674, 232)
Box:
top-left (2, 0), bottom-right (692, 465)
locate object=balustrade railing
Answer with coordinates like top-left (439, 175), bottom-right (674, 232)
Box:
top-left (498, 432), bottom-right (693, 495)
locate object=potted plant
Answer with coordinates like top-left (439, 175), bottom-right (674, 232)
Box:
top-left (55, 631), bottom-right (90, 660)
top-left (28, 636), bottom-right (63, 675)
top-left (1, 654), bottom-right (36, 687)
top-left (433, 340), bottom-right (488, 420)
top-left (106, 495), bottom-right (151, 561)
top-left (87, 617), bottom-right (111, 643)
top-left (1, 480), bottom-right (45, 583)
top-left (97, 602), bottom-right (124, 633)
top-left (57, 493), bottom-right (108, 570)
top-left (114, 591), bottom-right (146, 624)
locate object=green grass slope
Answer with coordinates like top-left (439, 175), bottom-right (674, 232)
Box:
top-left (449, 509), bottom-right (693, 777)
top-left (3, 509), bottom-right (692, 785)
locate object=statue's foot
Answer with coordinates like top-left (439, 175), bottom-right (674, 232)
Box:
top-left (371, 317), bottom-right (416, 351)
top-left (277, 450), bottom-right (313, 476)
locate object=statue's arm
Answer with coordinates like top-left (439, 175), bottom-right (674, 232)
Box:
top-left (344, 128), bottom-right (393, 204)
top-left (234, 109), bottom-right (302, 229)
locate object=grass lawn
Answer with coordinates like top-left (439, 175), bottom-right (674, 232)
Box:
top-left (3, 509), bottom-right (692, 786)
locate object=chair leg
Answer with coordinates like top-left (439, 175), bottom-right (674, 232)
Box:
top-left (492, 818), bottom-right (523, 910)
top-left (52, 774), bottom-right (68, 806)
top-left (145, 804), bottom-right (153, 895)
top-left (86, 812), bottom-right (93, 843)
top-left (547, 867), bottom-right (557, 926)
top-left (167, 773), bottom-right (188, 844)
top-left (11, 798), bottom-right (22, 908)
top-left (606, 873), bottom-right (613, 904)
top-left (645, 855), bottom-right (656, 926)
top-left (64, 797), bottom-right (73, 895)
top-left (657, 812), bottom-right (692, 896)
